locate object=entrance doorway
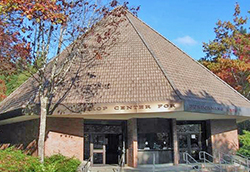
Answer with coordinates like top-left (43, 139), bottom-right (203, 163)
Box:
top-left (106, 134), bottom-right (121, 164)
top-left (178, 133), bottom-right (201, 161)
top-left (177, 122), bottom-right (206, 163)
top-left (84, 120), bottom-right (126, 165)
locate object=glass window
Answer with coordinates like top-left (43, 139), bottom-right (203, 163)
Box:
top-left (137, 119), bottom-right (172, 150)
top-left (177, 124), bottom-right (201, 133)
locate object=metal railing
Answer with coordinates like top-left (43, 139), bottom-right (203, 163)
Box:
top-left (77, 156), bottom-right (92, 172)
top-left (235, 152), bottom-right (250, 168)
top-left (85, 156), bottom-right (92, 172)
top-left (183, 151), bottom-right (250, 172)
top-left (219, 151), bottom-right (250, 171)
top-left (199, 151), bottom-right (224, 172)
top-left (183, 152), bottom-right (201, 171)
top-left (113, 151), bottom-right (125, 172)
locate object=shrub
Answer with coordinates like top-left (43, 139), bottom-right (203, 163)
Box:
top-left (0, 147), bottom-right (81, 172)
top-left (238, 130), bottom-right (250, 157)
top-left (45, 154), bottom-right (81, 172)
top-left (0, 147), bottom-right (41, 172)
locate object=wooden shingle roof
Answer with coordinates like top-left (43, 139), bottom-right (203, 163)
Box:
top-left (0, 11), bottom-right (250, 116)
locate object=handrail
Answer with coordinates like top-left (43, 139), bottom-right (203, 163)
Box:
top-left (113, 151), bottom-right (124, 172)
top-left (234, 157), bottom-right (248, 167)
top-left (83, 156), bottom-right (92, 172)
top-left (236, 152), bottom-right (250, 160)
top-left (199, 151), bottom-right (223, 172)
top-left (217, 152), bottom-right (230, 164)
top-left (77, 156), bottom-right (92, 172)
top-left (219, 151), bottom-right (250, 170)
top-left (183, 152), bottom-right (201, 171)
top-left (232, 154), bottom-right (250, 170)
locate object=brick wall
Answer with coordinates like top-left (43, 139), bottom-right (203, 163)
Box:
top-left (210, 119), bottom-right (239, 159)
top-left (45, 117), bottom-right (84, 160)
top-left (0, 117), bottom-right (84, 160)
top-left (127, 118), bottom-right (138, 167)
top-left (0, 119), bottom-right (39, 155)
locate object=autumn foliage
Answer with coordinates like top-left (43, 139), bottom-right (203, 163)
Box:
top-left (0, 0), bottom-right (70, 99)
top-left (1, 0), bottom-right (139, 163)
top-left (202, 3), bottom-right (250, 99)
top-left (0, 79), bottom-right (6, 101)
top-left (0, 0), bottom-right (65, 22)
top-left (0, 0), bottom-right (68, 74)
top-left (0, 10), bottom-right (30, 75)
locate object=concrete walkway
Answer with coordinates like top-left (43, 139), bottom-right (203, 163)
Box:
top-left (90, 164), bottom-right (195, 172)
top-left (90, 163), bottom-right (249, 172)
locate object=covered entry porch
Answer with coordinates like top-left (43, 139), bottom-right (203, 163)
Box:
top-left (81, 115), bottom-right (239, 168)
top-left (84, 120), bottom-right (126, 165)
top-left (0, 106), bottom-right (243, 168)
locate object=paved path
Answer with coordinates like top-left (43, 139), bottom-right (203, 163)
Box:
top-left (90, 164), bottom-right (195, 172)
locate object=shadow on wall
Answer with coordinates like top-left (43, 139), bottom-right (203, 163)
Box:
top-left (213, 132), bottom-right (239, 154)
top-left (0, 119), bottom-right (40, 155)
top-left (210, 119), bottom-right (239, 162)
top-left (212, 132), bottom-right (239, 163)
top-left (0, 139), bottom-right (37, 155)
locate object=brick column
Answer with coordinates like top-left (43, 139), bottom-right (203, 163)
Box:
top-left (127, 118), bottom-right (138, 167)
top-left (172, 119), bottom-right (179, 165)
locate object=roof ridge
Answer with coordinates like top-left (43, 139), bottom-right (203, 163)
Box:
top-left (126, 11), bottom-right (250, 105)
top-left (126, 12), bottom-right (182, 101)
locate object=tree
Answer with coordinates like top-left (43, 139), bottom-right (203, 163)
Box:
top-left (201, 58), bottom-right (250, 99)
top-left (0, 79), bottom-right (6, 101)
top-left (0, 0), bottom-right (33, 100)
top-left (202, 3), bottom-right (250, 100)
top-left (238, 130), bottom-right (250, 157)
top-left (0, 1), bottom-right (32, 75)
top-left (1, 0), bottom-right (139, 163)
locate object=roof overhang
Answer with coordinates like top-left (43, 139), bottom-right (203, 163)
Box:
top-left (53, 100), bottom-right (184, 115)
top-left (0, 110), bottom-right (248, 126)
top-left (184, 100), bottom-right (250, 117)
top-left (0, 100), bottom-right (249, 126)
top-left (0, 108), bottom-right (23, 121)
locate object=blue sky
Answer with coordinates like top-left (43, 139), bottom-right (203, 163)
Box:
top-left (131, 0), bottom-right (250, 60)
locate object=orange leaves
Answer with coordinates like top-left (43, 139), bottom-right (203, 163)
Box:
top-left (0, 18), bottom-right (31, 75)
top-left (0, 0), bottom-right (66, 75)
top-left (1, 0), bottom-right (66, 24)
top-left (202, 3), bottom-right (250, 99)
top-left (0, 79), bottom-right (7, 102)
top-left (202, 58), bottom-right (250, 96)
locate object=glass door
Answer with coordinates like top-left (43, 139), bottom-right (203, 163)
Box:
top-left (90, 134), bottom-right (106, 164)
top-left (84, 120), bottom-right (126, 165)
top-left (177, 122), bottom-right (205, 163)
top-left (189, 133), bottom-right (201, 160)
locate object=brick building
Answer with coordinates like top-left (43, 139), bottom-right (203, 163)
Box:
top-left (0, 10), bottom-right (250, 167)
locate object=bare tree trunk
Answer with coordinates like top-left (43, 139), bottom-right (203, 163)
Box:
top-left (38, 95), bottom-right (48, 163)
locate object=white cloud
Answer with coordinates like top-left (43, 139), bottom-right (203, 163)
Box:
top-left (174, 36), bottom-right (197, 46)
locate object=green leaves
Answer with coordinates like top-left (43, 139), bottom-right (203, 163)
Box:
top-left (0, 68), bottom-right (33, 102)
top-left (238, 130), bottom-right (250, 157)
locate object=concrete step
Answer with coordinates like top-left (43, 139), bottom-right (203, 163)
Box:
top-left (90, 164), bottom-right (195, 172)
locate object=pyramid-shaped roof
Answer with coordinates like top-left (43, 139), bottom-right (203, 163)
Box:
top-left (0, 11), bottom-right (250, 118)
